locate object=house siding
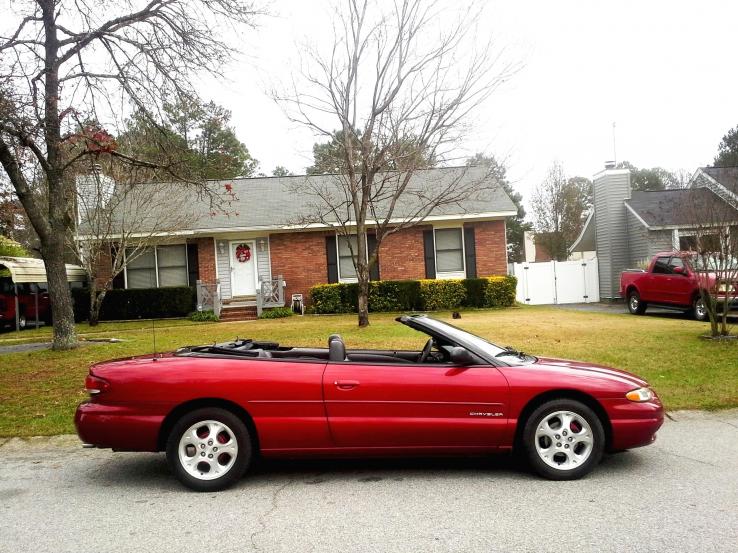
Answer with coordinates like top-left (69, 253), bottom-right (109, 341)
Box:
top-left (213, 237), bottom-right (272, 299)
top-left (593, 170), bottom-right (631, 299)
top-left (627, 211), bottom-right (673, 268)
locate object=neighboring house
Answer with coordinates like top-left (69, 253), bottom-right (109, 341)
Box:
top-left (570, 165), bottom-right (738, 299)
top-left (86, 166), bottom-right (516, 317)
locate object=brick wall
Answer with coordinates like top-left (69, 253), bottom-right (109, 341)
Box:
top-left (269, 231), bottom-right (328, 302)
top-left (93, 247), bottom-right (113, 288)
top-left (377, 225), bottom-right (429, 280)
top-left (192, 237), bottom-right (216, 283)
top-left (195, 220), bottom-right (508, 302)
top-left (468, 220), bottom-right (508, 276)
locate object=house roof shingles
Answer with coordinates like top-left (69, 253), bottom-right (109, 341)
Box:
top-left (703, 166), bottom-right (738, 194)
top-left (97, 165), bottom-right (517, 234)
top-left (625, 187), bottom-right (738, 228)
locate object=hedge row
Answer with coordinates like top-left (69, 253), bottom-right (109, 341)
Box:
top-left (72, 286), bottom-right (196, 322)
top-left (309, 276), bottom-right (517, 314)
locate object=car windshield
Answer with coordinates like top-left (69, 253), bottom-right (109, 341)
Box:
top-left (413, 317), bottom-right (535, 365)
top-left (690, 254), bottom-right (738, 271)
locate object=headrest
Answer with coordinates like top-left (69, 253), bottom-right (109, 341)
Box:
top-left (328, 336), bottom-right (346, 362)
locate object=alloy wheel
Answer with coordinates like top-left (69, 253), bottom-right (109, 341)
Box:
top-left (178, 420), bottom-right (239, 481)
top-left (534, 410), bottom-right (594, 470)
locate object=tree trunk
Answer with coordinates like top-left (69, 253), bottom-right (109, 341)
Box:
top-left (89, 288), bottom-right (107, 327)
top-left (42, 241), bottom-right (78, 349)
top-left (357, 273), bottom-right (370, 327)
top-left (355, 227), bottom-right (370, 327)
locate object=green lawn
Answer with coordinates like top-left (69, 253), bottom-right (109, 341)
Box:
top-left (0, 306), bottom-right (736, 437)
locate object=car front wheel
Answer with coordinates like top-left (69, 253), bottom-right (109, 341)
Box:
top-left (522, 399), bottom-right (605, 480)
top-left (166, 407), bottom-right (252, 492)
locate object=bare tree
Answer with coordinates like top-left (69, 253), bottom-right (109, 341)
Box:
top-left (0, 0), bottom-right (259, 349)
top-left (531, 162), bottom-right (590, 261)
top-left (71, 159), bottom-right (200, 326)
top-left (275, 0), bottom-right (516, 327)
top-left (680, 189), bottom-right (738, 337)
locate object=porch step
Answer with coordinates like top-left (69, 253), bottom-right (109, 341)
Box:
top-left (219, 305), bottom-right (258, 322)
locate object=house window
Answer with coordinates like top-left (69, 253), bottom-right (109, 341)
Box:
top-left (126, 248), bottom-right (157, 288)
top-left (337, 235), bottom-right (359, 281)
top-left (157, 245), bottom-right (188, 287)
top-left (434, 228), bottom-right (465, 276)
top-left (125, 245), bottom-right (188, 289)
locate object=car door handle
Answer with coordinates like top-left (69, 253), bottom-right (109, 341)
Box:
top-left (334, 380), bottom-right (360, 390)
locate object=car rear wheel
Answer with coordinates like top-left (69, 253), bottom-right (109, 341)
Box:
top-left (628, 291), bottom-right (646, 315)
top-left (17, 312), bottom-right (27, 329)
top-left (692, 296), bottom-right (709, 322)
top-left (522, 399), bottom-right (605, 480)
top-left (166, 407), bottom-right (252, 492)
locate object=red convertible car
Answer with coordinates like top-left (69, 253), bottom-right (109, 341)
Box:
top-left (75, 315), bottom-right (664, 491)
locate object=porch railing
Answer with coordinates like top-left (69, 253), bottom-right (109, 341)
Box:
top-left (196, 279), bottom-right (222, 318)
top-left (256, 275), bottom-right (285, 316)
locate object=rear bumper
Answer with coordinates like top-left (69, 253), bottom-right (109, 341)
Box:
top-left (75, 401), bottom-right (164, 452)
top-left (601, 398), bottom-right (664, 450)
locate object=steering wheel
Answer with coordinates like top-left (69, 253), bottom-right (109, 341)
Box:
top-left (418, 338), bottom-right (434, 363)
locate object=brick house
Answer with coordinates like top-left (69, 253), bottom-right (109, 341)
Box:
top-left (94, 166), bottom-right (516, 317)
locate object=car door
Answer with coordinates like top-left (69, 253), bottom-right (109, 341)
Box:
top-left (322, 358), bottom-right (509, 449)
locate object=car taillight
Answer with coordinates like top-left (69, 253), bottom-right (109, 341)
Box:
top-left (85, 375), bottom-right (110, 395)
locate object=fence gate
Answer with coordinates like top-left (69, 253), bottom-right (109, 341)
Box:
top-left (511, 259), bottom-right (600, 305)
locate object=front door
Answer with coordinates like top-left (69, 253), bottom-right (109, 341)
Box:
top-left (230, 241), bottom-right (257, 296)
top-left (322, 361), bottom-right (509, 449)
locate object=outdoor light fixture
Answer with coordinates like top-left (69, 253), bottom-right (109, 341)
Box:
top-left (218, 241), bottom-right (226, 255)
top-left (258, 239), bottom-right (266, 252)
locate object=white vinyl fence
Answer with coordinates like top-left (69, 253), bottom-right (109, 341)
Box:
top-left (511, 259), bottom-right (600, 305)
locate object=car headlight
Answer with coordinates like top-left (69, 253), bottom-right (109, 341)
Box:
top-left (626, 387), bottom-right (653, 402)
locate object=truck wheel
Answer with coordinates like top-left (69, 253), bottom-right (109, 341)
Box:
top-left (17, 311), bottom-right (27, 330)
top-left (628, 291), bottom-right (647, 315)
top-left (692, 296), bottom-right (708, 322)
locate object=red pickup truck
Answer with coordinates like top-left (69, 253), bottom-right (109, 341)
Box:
top-left (620, 252), bottom-right (737, 321)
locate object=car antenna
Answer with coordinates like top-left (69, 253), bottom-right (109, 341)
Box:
top-left (152, 319), bottom-right (158, 362)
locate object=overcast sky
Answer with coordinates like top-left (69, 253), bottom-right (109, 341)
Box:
top-left (204, 0), bottom-right (738, 203)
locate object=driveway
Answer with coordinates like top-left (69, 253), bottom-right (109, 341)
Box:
top-left (0, 410), bottom-right (736, 553)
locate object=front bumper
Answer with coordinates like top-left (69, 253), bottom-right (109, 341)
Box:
top-left (601, 398), bottom-right (665, 450)
top-left (75, 401), bottom-right (164, 452)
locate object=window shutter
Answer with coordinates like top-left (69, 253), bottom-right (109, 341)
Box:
top-left (186, 243), bottom-right (199, 286)
top-left (464, 226), bottom-right (477, 278)
top-left (326, 235), bottom-right (338, 283)
top-left (423, 230), bottom-right (436, 279)
top-left (367, 234), bottom-right (380, 281)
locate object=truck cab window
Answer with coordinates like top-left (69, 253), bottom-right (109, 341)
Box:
top-left (653, 256), bottom-right (671, 274)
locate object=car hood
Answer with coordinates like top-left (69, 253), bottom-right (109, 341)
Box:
top-left (533, 356), bottom-right (648, 388)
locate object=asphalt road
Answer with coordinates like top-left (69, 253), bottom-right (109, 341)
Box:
top-left (1, 410), bottom-right (736, 553)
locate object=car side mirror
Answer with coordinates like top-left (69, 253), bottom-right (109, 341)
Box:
top-left (673, 266), bottom-right (686, 275)
top-left (450, 346), bottom-right (475, 366)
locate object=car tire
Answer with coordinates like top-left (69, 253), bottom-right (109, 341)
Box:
top-left (522, 399), bottom-right (605, 480)
top-left (17, 311), bottom-right (27, 330)
top-left (627, 291), bottom-right (647, 315)
top-left (692, 296), bottom-right (709, 322)
top-left (166, 407), bottom-right (252, 492)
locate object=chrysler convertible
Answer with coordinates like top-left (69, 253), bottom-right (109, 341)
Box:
top-left (75, 315), bottom-right (664, 491)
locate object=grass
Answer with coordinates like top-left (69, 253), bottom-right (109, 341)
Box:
top-left (0, 306), bottom-right (736, 437)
